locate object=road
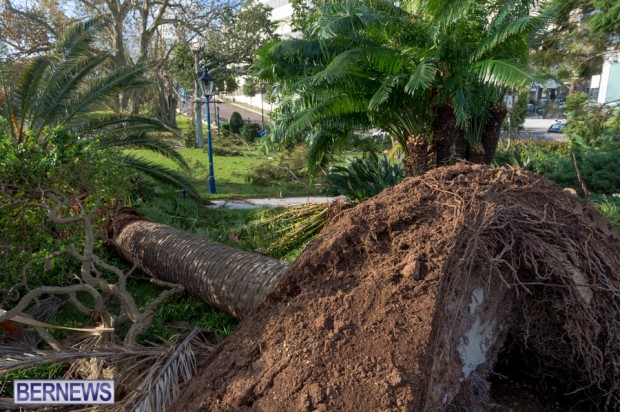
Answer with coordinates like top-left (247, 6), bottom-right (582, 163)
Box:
top-left (209, 99), bottom-right (270, 127)
top-left (520, 117), bottom-right (568, 142)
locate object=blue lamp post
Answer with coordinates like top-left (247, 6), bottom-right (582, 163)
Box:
top-left (199, 68), bottom-right (216, 194)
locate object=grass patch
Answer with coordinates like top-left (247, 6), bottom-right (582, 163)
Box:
top-left (129, 148), bottom-right (323, 198)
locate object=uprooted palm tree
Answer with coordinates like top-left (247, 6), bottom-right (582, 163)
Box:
top-left (111, 165), bottom-right (620, 410)
top-left (0, 17), bottom-right (199, 199)
top-left (255, 0), bottom-right (541, 175)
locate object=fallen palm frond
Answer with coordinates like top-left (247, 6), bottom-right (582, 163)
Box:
top-left (246, 201), bottom-right (350, 259)
top-left (0, 328), bottom-right (211, 411)
top-left (0, 308), bottom-right (113, 333)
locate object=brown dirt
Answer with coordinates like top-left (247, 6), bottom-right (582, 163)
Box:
top-left (174, 164), bottom-right (620, 411)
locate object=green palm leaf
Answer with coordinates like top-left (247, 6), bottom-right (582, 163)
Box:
top-left (99, 134), bottom-right (189, 171)
top-left (404, 56), bottom-right (437, 95)
top-left (471, 16), bottom-right (540, 62)
top-left (470, 59), bottom-right (538, 89)
top-left (121, 154), bottom-right (201, 201)
top-left (62, 65), bottom-right (149, 122)
top-left (33, 54), bottom-right (110, 136)
top-left (313, 47), bottom-right (405, 85)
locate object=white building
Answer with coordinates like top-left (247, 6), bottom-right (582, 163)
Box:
top-left (594, 54), bottom-right (620, 104)
top-left (226, 0), bottom-right (296, 112)
top-left (260, 0), bottom-right (295, 38)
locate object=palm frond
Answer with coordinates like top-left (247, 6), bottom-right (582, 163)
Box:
top-left (13, 56), bottom-right (50, 139)
top-left (121, 154), bottom-right (201, 201)
top-left (430, 0), bottom-right (481, 36)
top-left (0, 329), bottom-right (211, 412)
top-left (99, 134), bottom-right (189, 171)
top-left (368, 75), bottom-right (400, 111)
top-left (315, 2), bottom-right (382, 39)
top-left (33, 53), bottom-right (110, 136)
top-left (404, 56), bottom-right (437, 95)
top-left (71, 113), bottom-right (178, 137)
top-left (313, 47), bottom-right (405, 85)
top-left (470, 16), bottom-right (540, 62)
top-left (470, 59), bottom-right (539, 89)
top-left (53, 17), bottom-right (108, 58)
top-left (287, 95), bottom-right (370, 137)
top-left (62, 65), bottom-right (149, 122)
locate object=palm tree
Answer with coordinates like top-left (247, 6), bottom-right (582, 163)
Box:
top-left (0, 18), bottom-right (199, 199)
top-left (255, 0), bottom-right (540, 175)
top-left (113, 218), bottom-right (290, 319)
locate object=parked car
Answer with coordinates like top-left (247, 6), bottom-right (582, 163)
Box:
top-left (547, 123), bottom-right (565, 133)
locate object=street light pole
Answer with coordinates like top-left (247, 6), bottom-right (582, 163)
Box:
top-left (199, 68), bottom-right (216, 194)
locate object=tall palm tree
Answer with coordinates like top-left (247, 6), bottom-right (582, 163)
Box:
top-left (0, 18), bottom-right (199, 199)
top-left (255, 0), bottom-right (541, 175)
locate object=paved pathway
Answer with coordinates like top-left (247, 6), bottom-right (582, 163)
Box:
top-left (208, 196), bottom-right (340, 210)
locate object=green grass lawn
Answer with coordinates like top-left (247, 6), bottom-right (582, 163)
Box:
top-left (130, 148), bottom-right (324, 198)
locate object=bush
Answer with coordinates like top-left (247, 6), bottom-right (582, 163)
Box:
top-left (229, 112), bottom-right (244, 135)
top-left (208, 137), bottom-right (243, 156)
top-left (246, 162), bottom-right (291, 186)
top-left (326, 152), bottom-right (404, 201)
top-left (221, 122), bottom-right (231, 137)
top-left (184, 119), bottom-right (196, 148)
top-left (240, 122), bottom-right (261, 142)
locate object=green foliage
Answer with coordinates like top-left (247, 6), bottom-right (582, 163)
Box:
top-left (0, 19), bottom-right (199, 200)
top-left (0, 125), bottom-right (133, 305)
top-left (221, 122), bottom-right (231, 137)
top-left (184, 119), bottom-right (196, 148)
top-left (240, 122), bottom-right (261, 142)
top-left (242, 77), bottom-right (258, 97)
top-left (229, 111), bottom-right (244, 135)
top-left (493, 137), bottom-right (620, 196)
top-left (134, 284), bottom-right (238, 343)
top-left (539, 147), bottom-right (620, 195)
top-left (593, 195), bottom-right (620, 228)
top-left (326, 152), bottom-right (404, 201)
top-left (507, 89), bottom-right (529, 129)
top-left (255, 0), bottom-right (541, 170)
top-left (209, 136), bottom-right (244, 156)
top-left (563, 92), bottom-right (620, 148)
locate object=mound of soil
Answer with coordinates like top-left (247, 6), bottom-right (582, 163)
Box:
top-left (174, 164), bottom-right (620, 411)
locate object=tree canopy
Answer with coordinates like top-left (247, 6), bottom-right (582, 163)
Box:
top-left (255, 0), bottom-right (541, 173)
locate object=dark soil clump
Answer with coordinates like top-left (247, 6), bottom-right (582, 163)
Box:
top-left (174, 164), bottom-right (620, 411)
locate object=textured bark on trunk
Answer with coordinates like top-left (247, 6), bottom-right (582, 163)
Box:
top-left (433, 105), bottom-right (466, 164)
top-left (403, 134), bottom-right (431, 177)
top-left (481, 102), bottom-right (508, 164)
top-left (113, 220), bottom-right (290, 319)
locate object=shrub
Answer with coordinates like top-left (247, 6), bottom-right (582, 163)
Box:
top-left (326, 152), bottom-right (404, 201)
top-left (229, 112), bottom-right (244, 135)
top-left (240, 122), bottom-right (261, 142)
top-left (184, 119), bottom-right (196, 148)
top-left (246, 162), bottom-right (290, 186)
top-left (221, 122), bottom-right (231, 137)
top-left (208, 137), bottom-right (243, 156)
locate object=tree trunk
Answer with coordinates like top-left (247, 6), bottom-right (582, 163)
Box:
top-left (403, 134), bottom-right (431, 177)
top-left (480, 102), bottom-right (508, 164)
top-left (432, 104), bottom-right (466, 164)
top-left (113, 220), bottom-right (290, 319)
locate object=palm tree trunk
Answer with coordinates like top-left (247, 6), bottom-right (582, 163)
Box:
top-left (433, 104), bottom-right (466, 164)
top-left (481, 102), bottom-right (508, 164)
top-left (113, 220), bottom-right (290, 319)
top-left (403, 134), bottom-right (430, 177)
